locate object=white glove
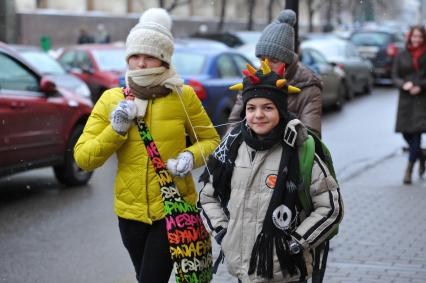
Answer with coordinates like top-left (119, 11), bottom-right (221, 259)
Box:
top-left (110, 100), bottom-right (137, 135)
top-left (167, 151), bottom-right (194, 177)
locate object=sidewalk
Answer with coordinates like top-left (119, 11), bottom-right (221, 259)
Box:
top-left (324, 149), bottom-right (426, 283)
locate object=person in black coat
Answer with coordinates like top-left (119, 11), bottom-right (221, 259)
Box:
top-left (393, 25), bottom-right (426, 184)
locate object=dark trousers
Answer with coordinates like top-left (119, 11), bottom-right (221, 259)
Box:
top-left (403, 133), bottom-right (422, 162)
top-left (118, 217), bottom-right (173, 283)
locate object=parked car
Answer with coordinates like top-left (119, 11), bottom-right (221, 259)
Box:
top-left (236, 43), bottom-right (260, 68)
top-left (301, 37), bottom-right (374, 99)
top-left (172, 38), bottom-right (254, 135)
top-left (12, 45), bottom-right (91, 99)
top-left (300, 47), bottom-right (346, 110)
top-left (350, 29), bottom-right (405, 82)
top-left (57, 43), bottom-right (126, 103)
top-left (190, 31), bottom-right (262, 48)
top-left (0, 42), bottom-right (93, 186)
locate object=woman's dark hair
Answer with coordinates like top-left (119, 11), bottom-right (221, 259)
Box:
top-left (406, 25), bottom-right (426, 48)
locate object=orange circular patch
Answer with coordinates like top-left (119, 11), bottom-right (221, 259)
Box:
top-left (266, 174), bottom-right (277, 189)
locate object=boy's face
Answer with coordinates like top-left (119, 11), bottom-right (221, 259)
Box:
top-left (245, 98), bottom-right (280, 138)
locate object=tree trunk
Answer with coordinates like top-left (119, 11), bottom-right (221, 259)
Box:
top-left (268, 0), bottom-right (275, 23)
top-left (217, 0), bottom-right (227, 31)
top-left (86, 0), bottom-right (94, 11)
top-left (247, 0), bottom-right (256, 31)
top-left (306, 0), bottom-right (314, 33)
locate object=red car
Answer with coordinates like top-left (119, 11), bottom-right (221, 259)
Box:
top-left (0, 42), bottom-right (93, 186)
top-left (57, 43), bottom-right (126, 103)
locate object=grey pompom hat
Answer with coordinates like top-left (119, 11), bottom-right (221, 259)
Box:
top-left (255, 9), bottom-right (296, 64)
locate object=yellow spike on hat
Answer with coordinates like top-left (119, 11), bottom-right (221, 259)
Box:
top-left (246, 64), bottom-right (257, 75)
top-left (229, 83), bottom-right (244, 91)
top-left (288, 85), bottom-right (301, 94)
top-left (260, 59), bottom-right (271, 74)
top-left (276, 79), bottom-right (287, 88)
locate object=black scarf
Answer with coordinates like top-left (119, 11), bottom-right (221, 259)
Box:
top-left (200, 119), bottom-right (307, 280)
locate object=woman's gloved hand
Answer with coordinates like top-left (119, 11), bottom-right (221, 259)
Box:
top-left (110, 100), bottom-right (137, 135)
top-left (167, 151), bottom-right (194, 177)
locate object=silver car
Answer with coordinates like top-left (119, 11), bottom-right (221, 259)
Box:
top-left (300, 47), bottom-right (346, 110)
top-left (301, 37), bottom-right (374, 100)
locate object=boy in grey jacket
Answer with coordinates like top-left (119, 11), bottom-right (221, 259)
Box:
top-left (198, 61), bottom-right (343, 283)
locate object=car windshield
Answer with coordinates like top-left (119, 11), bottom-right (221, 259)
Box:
top-left (305, 40), bottom-right (346, 60)
top-left (235, 31), bottom-right (261, 44)
top-left (351, 32), bottom-right (391, 46)
top-left (20, 51), bottom-right (66, 75)
top-left (92, 49), bottom-right (126, 72)
top-left (172, 52), bottom-right (206, 76)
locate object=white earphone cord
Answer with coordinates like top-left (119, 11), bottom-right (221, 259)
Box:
top-left (174, 86), bottom-right (243, 177)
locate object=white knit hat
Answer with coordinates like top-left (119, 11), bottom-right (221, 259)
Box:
top-left (125, 8), bottom-right (174, 64)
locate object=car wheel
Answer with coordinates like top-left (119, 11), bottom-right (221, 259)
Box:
top-left (364, 79), bottom-right (373, 95)
top-left (54, 124), bottom-right (92, 186)
top-left (334, 82), bottom-right (345, 111)
top-left (345, 81), bottom-right (355, 100)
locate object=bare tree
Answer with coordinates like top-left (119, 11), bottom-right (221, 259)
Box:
top-left (86, 0), bottom-right (95, 11)
top-left (217, 0), bottom-right (227, 31)
top-left (267, 0), bottom-right (276, 23)
top-left (247, 0), bottom-right (257, 31)
top-left (305, 0), bottom-right (323, 32)
top-left (157, 0), bottom-right (190, 12)
top-left (166, 0), bottom-right (191, 12)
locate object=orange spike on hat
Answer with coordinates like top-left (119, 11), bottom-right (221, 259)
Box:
top-left (246, 64), bottom-right (257, 75)
top-left (276, 79), bottom-right (287, 88)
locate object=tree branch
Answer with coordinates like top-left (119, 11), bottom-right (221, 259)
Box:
top-left (167, 0), bottom-right (191, 12)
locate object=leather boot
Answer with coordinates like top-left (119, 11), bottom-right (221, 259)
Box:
top-left (403, 161), bottom-right (414, 185)
top-left (419, 152), bottom-right (425, 177)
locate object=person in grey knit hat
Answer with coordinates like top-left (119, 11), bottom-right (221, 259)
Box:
top-left (228, 9), bottom-right (323, 138)
top-left (255, 9), bottom-right (297, 65)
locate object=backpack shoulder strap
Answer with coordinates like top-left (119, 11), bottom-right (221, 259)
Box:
top-left (298, 134), bottom-right (315, 215)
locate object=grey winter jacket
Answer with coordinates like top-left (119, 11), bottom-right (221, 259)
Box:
top-left (199, 122), bottom-right (343, 283)
top-left (227, 58), bottom-right (323, 137)
top-left (393, 49), bottom-right (426, 133)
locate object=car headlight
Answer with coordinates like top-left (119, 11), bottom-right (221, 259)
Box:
top-left (75, 84), bottom-right (91, 98)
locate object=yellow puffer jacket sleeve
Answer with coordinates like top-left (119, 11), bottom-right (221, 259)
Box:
top-left (74, 88), bottom-right (127, 171)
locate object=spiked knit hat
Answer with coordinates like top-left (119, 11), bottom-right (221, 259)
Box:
top-left (229, 60), bottom-right (301, 118)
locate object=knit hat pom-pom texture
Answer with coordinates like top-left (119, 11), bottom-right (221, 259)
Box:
top-left (125, 7), bottom-right (174, 64)
top-left (276, 9), bottom-right (296, 27)
top-left (139, 7), bottom-right (172, 30)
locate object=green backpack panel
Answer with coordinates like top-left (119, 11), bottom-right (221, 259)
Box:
top-left (298, 131), bottom-right (339, 239)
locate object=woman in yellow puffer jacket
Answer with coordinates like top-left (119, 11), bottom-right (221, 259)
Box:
top-left (74, 8), bottom-right (219, 283)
